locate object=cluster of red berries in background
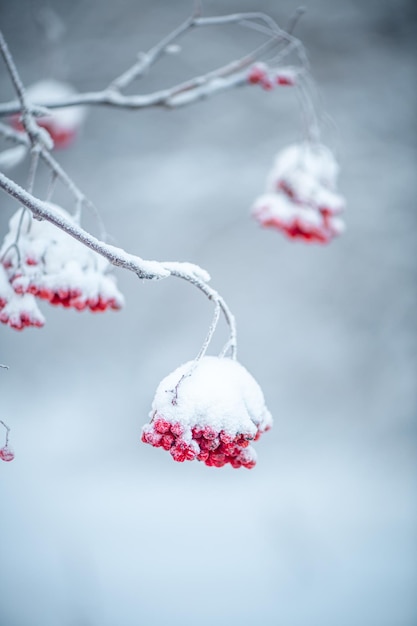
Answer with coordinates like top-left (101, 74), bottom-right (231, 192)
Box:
top-left (247, 62), bottom-right (297, 90)
top-left (0, 204), bottom-right (124, 330)
top-left (252, 143), bottom-right (346, 243)
top-left (10, 79), bottom-right (86, 149)
top-left (142, 356), bottom-right (272, 470)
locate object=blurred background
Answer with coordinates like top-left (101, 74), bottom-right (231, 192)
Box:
top-left (0, 0), bottom-right (416, 624)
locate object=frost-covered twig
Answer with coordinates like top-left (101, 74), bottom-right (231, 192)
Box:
top-left (0, 10), bottom-right (308, 116)
top-left (0, 30), bottom-right (52, 150)
top-left (0, 419), bottom-right (10, 445)
top-left (165, 264), bottom-right (237, 360)
top-left (0, 121), bottom-right (106, 234)
top-left (0, 172), bottom-right (237, 351)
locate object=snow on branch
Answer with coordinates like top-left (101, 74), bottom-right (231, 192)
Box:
top-left (0, 9), bottom-right (308, 116)
top-left (0, 170), bottom-right (236, 355)
top-left (0, 171), bottom-right (197, 281)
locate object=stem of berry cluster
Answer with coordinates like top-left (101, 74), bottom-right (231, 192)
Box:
top-left (0, 419), bottom-right (10, 446)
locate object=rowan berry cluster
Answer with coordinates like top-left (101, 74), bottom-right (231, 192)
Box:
top-left (252, 143), bottom-right (345, 243)
top-left (142, 356), bottom-right (272, 469)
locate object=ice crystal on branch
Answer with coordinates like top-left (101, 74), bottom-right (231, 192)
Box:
top-left (142, 356), bottom-right (272, 469)
top-left (252, 143), bottom-right (346, 244)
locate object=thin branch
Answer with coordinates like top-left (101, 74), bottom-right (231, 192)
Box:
top-left (0, 30), bottom-right (52, 149)
top-left (107, 12), bottom-right (196, 92)
top-left (45, 170), bottom-right (58, 202)
top-left (0, 171), bottom-right (167, 279)
top-left (0, 419), bottom-right (10, 446)
top-left (0, 10), bottom-right (309, 116)
top-left (166, 265), bottom-right (237, 360)
top-left (0, 122), bottom-right (107, 237)
top-left (286, 7), bottom-right (306, 35)
top-left (0, 172), bottom-right (237, 349)
top-left (195, 300), bottom-right (221, 363)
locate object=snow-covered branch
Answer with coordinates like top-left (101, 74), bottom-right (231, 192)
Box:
top-left (0, 170), bottom-right (237, 353)
top-left (0, 10), bottom-right (307, 117)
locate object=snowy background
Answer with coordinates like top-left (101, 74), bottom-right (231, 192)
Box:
top-left (0, 0), bottom-right (416, 625)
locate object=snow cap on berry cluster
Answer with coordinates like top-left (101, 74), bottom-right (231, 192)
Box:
top-left (11, 80), bottom-right (86, 149)
top-left (0, 262), bottom-right (44, 330)
top-left (252, 143), bottom-right (346, 244)
top-left (142, 356), bottom-right (272, 469)
top-left (1, 205), bottom-right (124, 314)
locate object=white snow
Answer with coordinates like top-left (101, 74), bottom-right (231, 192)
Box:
top-left (269, 143), bottom-right (340, 189)
top-left (150, 355), bottom-right (272, 436)
top-left (253, 193), bottom-right (323, 228)
top-left (0, 291), bottom-right (45, 328)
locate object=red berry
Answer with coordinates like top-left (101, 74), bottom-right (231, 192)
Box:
top-left (154, 417), bottom-right (171, 434)
top-left (276, 74), bottom-right (295, 86)
top-left (170, 422), bottom-right (183, 437)
top-left (247, 64), bottom-right (267, 84)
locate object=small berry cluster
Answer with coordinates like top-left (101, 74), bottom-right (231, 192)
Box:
top-left (252, 143), bottom-right (345, 243)
top-left (10, 80), bottom-right (86, 149)
top-left (247, 62), bottom-right (297, 90)
top-left (0, 205), bottom-right (124, 330)
top-left (141, 356), bottom-right (272, 470)
top-left (0, 446), bottom-right (14, 462)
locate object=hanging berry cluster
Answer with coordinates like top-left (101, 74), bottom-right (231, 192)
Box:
top-left (0, 204), bottom-right (124, 330)
top-left (252, 143), bottom-right (346, 243)
top-left (0, 420), bottom-right (14, 463)
top-left (142, 356), bottom-right (272, 469)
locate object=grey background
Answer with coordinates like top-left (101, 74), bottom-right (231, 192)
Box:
top-left (0, 1), bottom-right (416, 625)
